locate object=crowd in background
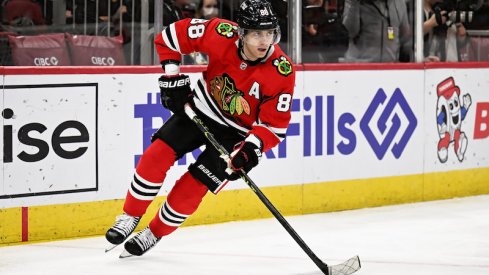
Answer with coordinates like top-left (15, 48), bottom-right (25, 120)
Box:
top-left (1, 0), bottom-right (489, 65)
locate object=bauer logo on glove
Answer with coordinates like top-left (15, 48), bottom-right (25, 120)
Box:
top-left (158, 77), bottom-right (191, 88)
top-left (158, 74), bottom-right (194, 114)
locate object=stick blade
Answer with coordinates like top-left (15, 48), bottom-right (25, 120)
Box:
top-left (328, 255), bottom-right (361, 275)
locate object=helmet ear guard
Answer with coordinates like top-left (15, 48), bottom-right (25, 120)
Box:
top-left (273, 28), bottom-right (281, 44)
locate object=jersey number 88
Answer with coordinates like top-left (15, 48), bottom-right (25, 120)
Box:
top-left (277, 94), bottom-right (292, 112)
top-left (188, 19), bottom-right (207, 39)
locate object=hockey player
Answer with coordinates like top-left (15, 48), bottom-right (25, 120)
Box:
top-left (105, 0), bottom-right (295, 257)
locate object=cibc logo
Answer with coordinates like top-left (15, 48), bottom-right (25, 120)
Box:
top-left (91, 56), bottom-right (115, 66)
top-left (34, 56), bottom-right (59, 66)
top-left (2, 108), bottom-right (89, 163)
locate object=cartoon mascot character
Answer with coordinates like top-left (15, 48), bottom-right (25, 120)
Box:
top-left (436, 77), bottom-right (471, 163)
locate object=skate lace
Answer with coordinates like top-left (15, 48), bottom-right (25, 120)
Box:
top-left (113, 214), bottom-right (140, 237)
top-left (135, 228), bottom-right (159, 251)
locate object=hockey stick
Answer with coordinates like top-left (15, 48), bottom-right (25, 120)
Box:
top-left (183, 104), bottom-right (361, 275)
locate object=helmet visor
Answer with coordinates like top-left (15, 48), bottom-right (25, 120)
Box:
top-left (240, 28), bottom-right (281, 46)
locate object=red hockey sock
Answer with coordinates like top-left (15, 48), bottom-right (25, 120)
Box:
top-left (123, 139), bottom-right (176, 217)
top-left (149, 172), bottom-right (208, 237)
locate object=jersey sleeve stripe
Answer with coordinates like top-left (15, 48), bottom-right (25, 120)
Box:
top-left (253, 122), bottom-right (286, 140)
top-left (162, 27), bottom-right (177, 52)
top-left (255, 119), bottom-right (288, 135)
top-left (269, 126), bottom-right (287, 137)
top-left (162, 24), bottom-right (181, 53)
top-left (169, 23), bottom-right (181, 52)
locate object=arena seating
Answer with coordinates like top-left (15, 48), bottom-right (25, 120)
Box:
top-left (8, 33), bottom-right (71, 66)
top-left (469, 36), bottom-right (489, 61)
top-left (6, 33), bottom-right (125, 66)
top-left (66, 33), bottom-right (125, 66)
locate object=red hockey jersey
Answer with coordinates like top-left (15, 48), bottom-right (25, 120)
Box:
top-left (154, 18), bottom-right (295, 152)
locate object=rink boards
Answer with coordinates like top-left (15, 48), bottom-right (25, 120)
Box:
top-left (1, 63), bottom-right (489, 245)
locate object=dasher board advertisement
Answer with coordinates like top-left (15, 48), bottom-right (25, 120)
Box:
top-left (1, 83), bottom-right (98, 199)
top-left (424, 68), bottom-right (489, 172)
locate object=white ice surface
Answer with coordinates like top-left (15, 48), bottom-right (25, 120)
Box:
top-left (1, 195), bottom-right (489, 275)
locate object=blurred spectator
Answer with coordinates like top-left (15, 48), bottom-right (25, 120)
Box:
top-left (190, 0), bottom-right (223, 65)
top-left (65, 0), bottom-right (134, 43)
top-left (0, 31), bottom-right (15, 65)
top-left (162, 0), bottom-right (185, 25)
top-left (66, 0), bottom-right (131, 25)
top-left (302, 0), bottom-right (348, 62)
top-left (423, 0), bottom-right (469, 62)
top-left (2, 0), bottom-right (45, 26)
top-left (180, 1), bottom-right (197, 18)
top-left (114, 0), bottom-right (187, 64)
top-left (195, 0), bottom-right (231, 20)
top-left (342, 0), bottom-right (412, 62)
top-left (173, 0), bottom-right (191, 15)
top-left (145, 0), bottom-right (190, 24)
top-left (195, 0), bottom-right (219, 19)
top-left (100, 0), bottom-right (130, 23)
top-left (465, 4), bottom-right (489, 30)
top-left (308, 0), bottom-right (324, 5)
top-left (152, 0), bottom-right (197, 64)
top-left (36, 0), bottom-right (53, 25)
top-left (183, 0), bottom-right (232, 65)
top-left (120, 0), bottom-right (185, 24)
top-left (270, 0), bottom-right (288, 45)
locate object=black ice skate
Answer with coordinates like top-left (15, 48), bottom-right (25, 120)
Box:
top-left (119, 227), bottom-right (161, 258)
top-left (105, 213), bottom-right (141, 252)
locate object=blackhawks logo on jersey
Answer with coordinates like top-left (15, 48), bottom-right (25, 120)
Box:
top-left (273, 56), bottom-right (293, 76)
top-left (215, 22), bottom-right (237, 38)
top-left (210, 74), bottom-right (250, 116)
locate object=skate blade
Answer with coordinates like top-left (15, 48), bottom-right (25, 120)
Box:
top-left (105, 243), bottom-right (119, 253)
top-left (119, 249), bottom-right (134, 258)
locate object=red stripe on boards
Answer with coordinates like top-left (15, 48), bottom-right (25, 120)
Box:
top-left (22, 207), bottom-right (28, 242)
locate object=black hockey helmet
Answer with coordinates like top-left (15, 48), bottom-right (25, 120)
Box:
top-left (237, 0), bottom-right (281, 44)
top-left (237, 0), bottom-right (279, 30)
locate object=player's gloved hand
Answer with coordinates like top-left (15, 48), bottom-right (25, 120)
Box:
top-left (225, 138), bottom-right (262, 180)
top-left (158, 74), bottom-right (193, 114)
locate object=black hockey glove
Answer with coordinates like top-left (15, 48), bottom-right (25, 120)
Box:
top-left (158, 74), bottom-right (193, 114)
top-left (226, 140), bottom-right (262, 180)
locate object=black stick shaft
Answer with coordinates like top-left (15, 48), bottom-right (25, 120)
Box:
top-left (184, 105), bottom-right (329, 275)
